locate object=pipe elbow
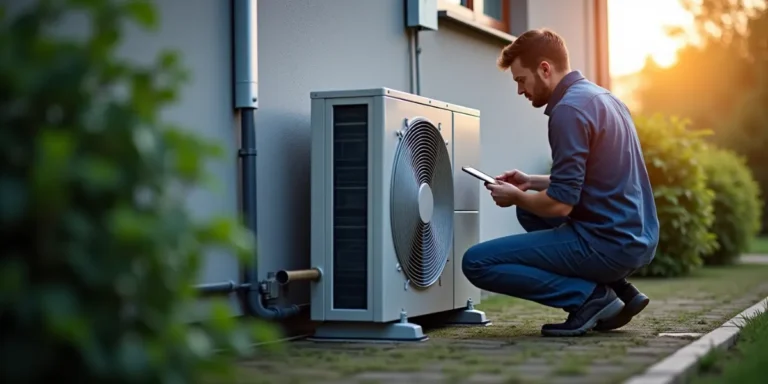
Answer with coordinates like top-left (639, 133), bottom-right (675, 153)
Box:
top-left (274, 304), bottom-right (301, 318)
top-left (245, 288), bottom-right (300, 320)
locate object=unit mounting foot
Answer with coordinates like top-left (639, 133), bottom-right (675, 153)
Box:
top-left (307, 310), bottom-right (428, 343)
top-left (445, 298), bottom-right (491, 326)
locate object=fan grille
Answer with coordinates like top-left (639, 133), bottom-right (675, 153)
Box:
top-left (390, 117), bottom-right (454, 288)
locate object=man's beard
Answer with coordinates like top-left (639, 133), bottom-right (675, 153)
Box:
top-left (530, 77), bottom-right (551, 108)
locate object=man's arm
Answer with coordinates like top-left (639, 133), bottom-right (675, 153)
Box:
top-left (516, 105), bottom-right (591, 217)
top-left (514, 189), bottom-right (572, 217)
top-left (528, 175), bottom-right (551, 191)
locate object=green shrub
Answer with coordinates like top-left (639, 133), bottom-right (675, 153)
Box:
top-left (633, 114), bottom-right (717, 277)
top-left (699, 146), bottom-right (763, 265)
top-left (0, 1), bottom-right (277, 382)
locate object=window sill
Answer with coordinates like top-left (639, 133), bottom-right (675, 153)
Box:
top-left (437, 9), bottom-right (516, 44)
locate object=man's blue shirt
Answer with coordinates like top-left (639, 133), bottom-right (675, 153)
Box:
top-left (544, 70), bottom-right (659, 268)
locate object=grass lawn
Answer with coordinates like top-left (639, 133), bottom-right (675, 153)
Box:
top-left (226, 263), bottom-right (768, 384)
top-left (689, 301), bottom-right (768, 384)
top-left (749, 235), bottom-right (768, 254)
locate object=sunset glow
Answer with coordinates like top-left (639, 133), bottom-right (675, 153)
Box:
top-left (607, 0), bottom-right (695, 77)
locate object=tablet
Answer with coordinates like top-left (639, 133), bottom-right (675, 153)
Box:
top-left (461, 166), bottom-right (497, 184)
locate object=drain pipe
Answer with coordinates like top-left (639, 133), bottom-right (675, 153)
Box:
top-left (233, 0), bottom-right (299, 319)
top-left (407, 28), bottom-right (422, 95)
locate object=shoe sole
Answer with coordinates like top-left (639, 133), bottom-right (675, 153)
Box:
top-left (541, 297), bottom-right (625, 337)
top-left (593, 293), bottom-right (649, 332)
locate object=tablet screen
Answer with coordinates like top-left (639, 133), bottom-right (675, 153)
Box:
top-left (462, 167), bottom-right (497, 184)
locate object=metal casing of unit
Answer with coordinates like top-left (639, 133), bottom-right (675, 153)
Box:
top-left (310, 87), bottom-right (482, 324)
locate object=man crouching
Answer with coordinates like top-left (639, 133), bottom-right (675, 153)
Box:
top-left (462, 28), bottom-right (660, 337)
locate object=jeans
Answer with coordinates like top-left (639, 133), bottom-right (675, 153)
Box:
top-left (462, 207), bottom-right (635, 312)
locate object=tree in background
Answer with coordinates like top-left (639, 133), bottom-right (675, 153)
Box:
top-left (633, 0), bottom-right (768, 232)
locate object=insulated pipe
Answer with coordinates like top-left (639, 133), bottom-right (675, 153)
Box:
top-left (275, 268), bottom-right (322, 285)
top-left (234, 0), bottom-right (299, 319)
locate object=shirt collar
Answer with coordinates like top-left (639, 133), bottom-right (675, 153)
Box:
top-left (544, 70), bottom-right (585, 116)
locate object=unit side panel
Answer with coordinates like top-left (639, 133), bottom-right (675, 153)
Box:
top-left (370, 96), bottom-right (386, 322)
top-left (453, 113), bottom-right (481, 211)
top-left (453, 211), bottom-right (482, 307)
top-left (376, 96), bottom-right (456, 322)
top-left (322, 97), bottom-right (375, 322)
top-left (310, 98), bottom-right (327, 321)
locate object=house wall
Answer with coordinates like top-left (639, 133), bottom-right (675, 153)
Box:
top-left (512, 0), bottom-right (605, 86)
top-left (116, 0), bottom-right (245, 316)
top-left (528, 0), bottom-right (597, 81)
top-left (35, 0), bottom-right (606, 314)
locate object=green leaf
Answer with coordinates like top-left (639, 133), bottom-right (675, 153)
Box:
top-left (124, 0), bottom-right (157, 28)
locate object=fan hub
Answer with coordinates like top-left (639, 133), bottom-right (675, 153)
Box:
top-left (417, 183), bottom-right (434, 223)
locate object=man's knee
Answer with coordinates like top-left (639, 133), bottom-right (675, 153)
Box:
top-left (461, 242), bottom-right (490, 282)
top-left (461, 244), bottom-right (539, 298)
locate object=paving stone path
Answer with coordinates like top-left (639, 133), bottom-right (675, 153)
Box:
top-left (740, 253), bottom-right (768, 264)
top-left (234, 262), bottom-right (768, 384)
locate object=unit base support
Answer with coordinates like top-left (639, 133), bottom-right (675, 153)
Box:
top-left (445, 298), bottom-right (492, 326)
top-left (308, 310), bottom-right (428, 343)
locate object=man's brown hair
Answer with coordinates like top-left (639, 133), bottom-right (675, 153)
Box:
top-left (497, 28), bottom-right (570, 72)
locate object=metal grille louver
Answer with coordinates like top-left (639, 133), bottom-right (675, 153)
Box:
top-left (390, 117), bottom-right (454, 288)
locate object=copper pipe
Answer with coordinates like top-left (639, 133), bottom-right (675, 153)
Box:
top-left (275, 268), bottom-right (322, 285)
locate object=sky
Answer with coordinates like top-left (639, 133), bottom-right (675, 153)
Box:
top-left (607, 0), bottom-right (695, 77)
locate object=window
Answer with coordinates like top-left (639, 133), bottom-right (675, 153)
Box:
top-left (438, 0), bottom-right (511, 34)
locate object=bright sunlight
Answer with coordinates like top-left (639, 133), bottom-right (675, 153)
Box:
top-left (607, 0), bottom-right (694, 77)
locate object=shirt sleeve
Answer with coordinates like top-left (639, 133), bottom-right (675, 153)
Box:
top-left (546, 105), bottom-right (591, 206)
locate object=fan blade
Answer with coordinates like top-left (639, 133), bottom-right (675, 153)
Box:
top-left (389, 116), bottom-right (454, 288)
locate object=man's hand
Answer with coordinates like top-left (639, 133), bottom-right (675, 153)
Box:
top-left (496, 169), bottom-right (532, 191)
top-left (485, 181), bottom-right (523, 208)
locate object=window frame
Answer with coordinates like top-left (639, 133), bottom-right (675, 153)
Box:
top-left (437, 0), bottom-right (511, 34)
top-left (593, 0), bottom-right (611, 89)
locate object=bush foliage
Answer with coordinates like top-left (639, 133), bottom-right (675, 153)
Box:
top-left (699, 146), bottom-right (763, 265)
top-left (0, 1), bottom-right (276, 382)
top-left (633, 115), bottom-right (717, 277)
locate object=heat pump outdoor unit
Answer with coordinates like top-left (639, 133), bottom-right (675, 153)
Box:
top-left (309, 88), bottom-right (490, 342)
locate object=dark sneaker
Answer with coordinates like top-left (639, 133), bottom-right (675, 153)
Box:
top-left (594, 281), bottom-right (649, 332)
top-left (541, 285), bottom-right (625, 337)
